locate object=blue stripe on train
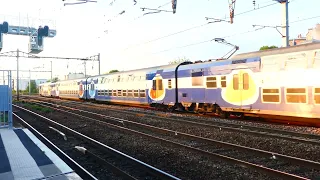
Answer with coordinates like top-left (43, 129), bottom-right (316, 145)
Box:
top-left (94, 86), bottom-right (320, 114)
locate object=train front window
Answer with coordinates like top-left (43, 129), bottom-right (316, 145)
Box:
top-left (90, 84), bottom-right (94, 90)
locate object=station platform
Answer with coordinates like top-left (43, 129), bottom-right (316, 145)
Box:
top-left (0, 128), bottom-right (82, 180)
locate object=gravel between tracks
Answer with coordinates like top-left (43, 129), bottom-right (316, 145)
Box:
top-left (13, 111), bottom-right (121, 180)
top-left (57, 102), bottom-right (320, 164)
top-left (15, 102), bottom-right (276, 180)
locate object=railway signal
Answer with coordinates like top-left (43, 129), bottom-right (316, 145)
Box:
top-left (37, 26), bottom-right (50, 47)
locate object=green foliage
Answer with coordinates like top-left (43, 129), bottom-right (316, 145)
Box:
top-left (24, 103), bottom-right (53, 113)
top-left (259, 45), bottom-right (278, 51)
top-left (109, 70), bottom-right (119, 73)
top-left (169, 57), bottom-right (190, 64)
top-left (47, 77), bottom-right (59, 83)
top-left (25, 80), bottom-right (38, 94)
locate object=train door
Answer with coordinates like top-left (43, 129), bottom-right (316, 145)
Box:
top-left (150, 74), bottom-right (165, 101)
top-left (232, 69), bottom-right (251, 108)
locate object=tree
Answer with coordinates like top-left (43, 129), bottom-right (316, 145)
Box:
top-left (169, 57), bottom-right (190, 64)
top-left (109, 70), bottom-right (119, 73)
top-left (25, 80), bottom-right (38, 94)
top-left (259, 45), bottom-right (278, 51)
top-left (47, 77), bottom-right (59, 83)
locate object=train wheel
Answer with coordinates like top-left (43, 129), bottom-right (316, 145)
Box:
top-left (219, 111), bottom-right (230, 119)
top-left (197, 109), bottom-right (206, 115)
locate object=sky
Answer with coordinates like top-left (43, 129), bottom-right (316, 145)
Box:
top-left (0, 0), bottom-right (319, 81)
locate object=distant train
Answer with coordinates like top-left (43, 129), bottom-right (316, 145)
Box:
top-left (39, 43), bottom-right (320, 123)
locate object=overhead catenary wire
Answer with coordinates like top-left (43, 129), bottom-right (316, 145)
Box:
top-left (122, 1), bottom-right (280, 51)
top-left (151, 14), bottom-right (320, 54)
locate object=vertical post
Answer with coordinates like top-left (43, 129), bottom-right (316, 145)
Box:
top-left (16, 49), bottom-right (19, 101)
top-left (84, 61), bottom-right (86, 77)
top-left (8, 70), bottom-right (12, 129)
top-left (281, 0), bottom-right (289, 47)
top-left (98, 53), bottom-right (100, 75)
top-left (50, 60), bottom-right (52, 80)
top-left (29, 70), bottom-right (31, 95)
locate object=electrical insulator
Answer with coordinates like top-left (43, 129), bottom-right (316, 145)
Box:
top-left (172, 0), bottom-right (177, 14)
top-left (253, 0), bottom-right (256, 9)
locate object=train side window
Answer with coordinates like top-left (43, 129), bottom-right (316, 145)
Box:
top-left (243, 73), bottom-right (249, 90)
top-left (314, 88), bottom-right (320, 104)
top-left (206, 77), bottom-right (217, 88)
top-left (192, 71), bottom-right (203, 86)
top-left (127, 90), bottom-right (133, 97)
top-left (117, 90), bottom-right (122, 97)
top-left (134, 90), bottom-right (139, 98)
top-left (139, 90), bottom-right (146, 98)
top-left (262, 88), bottom-right (280, 103)
top-left (168, 79), bottom-right (172, 89)
top-left (221, 76), bottom-right (226, 88)
top-left (233, 74), bottom-right (239, 90)
top-left (112, 90), bottom-right (117, 96)
top-left (286, 88), bottom-right (307, 104)
top-left (122, 90), bottom-right (127, 97)
top-left (108, 90), bottom-right (112, 96)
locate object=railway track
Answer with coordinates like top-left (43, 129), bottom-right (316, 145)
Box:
top-left (13, 105), bottom-right (180, 180)
top-left (21, 96), bottom-right (320, 146)
top-left (14, 101), bottom-right (320, 179)
top-left (19, 95), bottom-right (320, 128)
top-left (13, 114), bottom-right (98, 180)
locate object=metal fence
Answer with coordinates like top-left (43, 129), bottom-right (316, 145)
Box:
top-left (0, 70), bottom-right (12, 129)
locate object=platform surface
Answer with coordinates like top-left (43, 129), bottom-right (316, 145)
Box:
top-left (0, 128), bottom-right (83, 180)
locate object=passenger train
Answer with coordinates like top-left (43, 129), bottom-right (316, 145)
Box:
top-left (39, 43), bottom-right (320, 123)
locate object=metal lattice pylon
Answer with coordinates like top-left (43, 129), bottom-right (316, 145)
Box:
top-left (228, 0), bottom-right (236, 24)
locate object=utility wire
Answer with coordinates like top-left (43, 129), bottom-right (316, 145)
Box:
top-left (123, 1), bottom-right (280, 51)
top-left (151, 14), bottom-right (320, 54)
top-left (291, 15), bottom-right (320, 24)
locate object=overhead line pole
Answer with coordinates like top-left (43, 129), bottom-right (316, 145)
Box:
top-left (16, 49), bottom-right (19, 101)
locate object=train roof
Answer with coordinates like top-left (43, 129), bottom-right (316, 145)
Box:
top-left (231, 42), bottom-right (320, 60)
top-left (40, 56), bottom-right (260, 85)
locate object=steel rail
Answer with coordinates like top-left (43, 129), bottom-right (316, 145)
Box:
top-left (24, 95), bottom-right (320, 140)
top-left (26, 98), bottom-right (320, 146)
top-left (14, 104), bottom-right (313, 180)
top-left (13, 104), bottom-right (181, 180)
top-left (28, 100), bottom-right (320, 171)
top-left (13, 113), bottom-right (98, 180)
